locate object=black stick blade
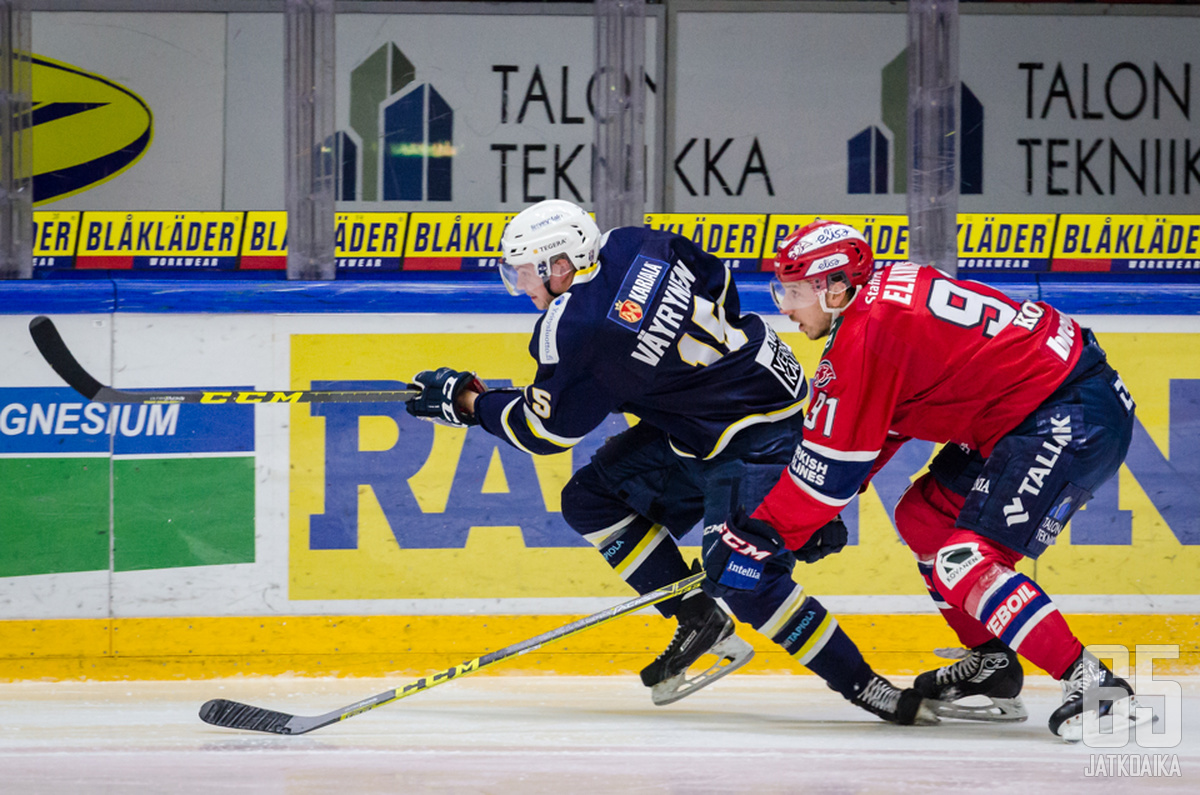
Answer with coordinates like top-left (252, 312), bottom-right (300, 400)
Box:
top-left (200, 699), bottom-right (297, 734)
top-left (29, 316), bottom-right (104, 401)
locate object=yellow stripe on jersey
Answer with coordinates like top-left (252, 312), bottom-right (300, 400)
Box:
top-left (499, 397), bottom-right (535, 454)
top-left (793, 613), bottom-right (838, 666)
top-left (522, 405), bottom-right (586, 449)
top-left (614, 523), bottom-right (668, 577)
top-left (757, 584), bottom-right (808, 639)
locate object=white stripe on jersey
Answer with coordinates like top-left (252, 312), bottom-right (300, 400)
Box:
top-left (707, 401), bottom-right (806, 459)
top-left (802, 438), bottom-right (881, 462)
top-left (972, 570), bottom-right (1018, 621)
top-left (1009, 603), bottom-right (1056, 650)
top-left (499, 397), bottom-right (535, 454)
top-left (582, 513), bottom-right (639, 547)
top-left (785, 467), bottom-right (855, 507)
top-left (523, 405), bottom-right (586, 448)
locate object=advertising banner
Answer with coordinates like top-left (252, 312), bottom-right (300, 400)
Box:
top-left (672, 11), bottom-right (1200, 214)
top-left (0, 386), bottom-right (255, 578)
top-left (239, 211), bottom-right (410, 272)
top-left (223, 11), bottom-right (661, 213)
top-left (32, 211), bottom-right (81, 270)
top-left (287, 323), bottom-right (1200, 604)
top-left (74, 211), bottom-right (245, 270)
top-left (32, 12), bottom-right (226, 210)
top-left (402, 212), bottom-right (515, 272)
top-left (1052, 214), bottom-right (1200, 273)
top-left (642, 214), bottom-right (768, 271)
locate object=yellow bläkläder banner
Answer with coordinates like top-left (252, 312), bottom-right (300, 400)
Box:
top-left (289, 329), bottom-right (1200, 602)
top-left (642, 214), bottom-right (768, 271)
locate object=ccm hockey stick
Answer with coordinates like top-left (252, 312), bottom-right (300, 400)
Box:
top-left (199, 572), bottom-right (706, 735)
top-left (28, 316), bottom-right (418, 405)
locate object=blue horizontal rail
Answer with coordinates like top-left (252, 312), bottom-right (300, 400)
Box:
top-left (1, 273), bottom-right (1198, 316)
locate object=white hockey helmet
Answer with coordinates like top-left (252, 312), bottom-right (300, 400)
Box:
top-left (499, 200), bottom-right (601, 296)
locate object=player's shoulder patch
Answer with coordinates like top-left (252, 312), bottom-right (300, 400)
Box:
top-left (538, 292), bottom-right (572, 365)
top-left (754, 322), bottom-right (806, 399)
top-left (606, 254), bottom-right (670, 332)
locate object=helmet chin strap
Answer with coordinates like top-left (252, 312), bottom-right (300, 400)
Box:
top-left (818, 286), bottom-right (858, 322)
top-left (543, 256), bottom-right (581, 298)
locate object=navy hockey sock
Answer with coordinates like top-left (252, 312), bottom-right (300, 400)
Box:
top-left (769, 595), bottom-right (872, 699)
top-left (590, 517), bottom-right (692, 617)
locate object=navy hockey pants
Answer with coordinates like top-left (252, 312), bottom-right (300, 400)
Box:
top-left (561, 415), bottom-right (804, 628)
top-left (925, 328), bottom-right (1136, 559)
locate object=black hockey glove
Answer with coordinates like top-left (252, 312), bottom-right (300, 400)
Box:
top-left (406, 367), bottom-right (485, 428)
top-left (701, 507), bottom-right (783, 598)
top-left (795, 516), bottom-right (849, 564)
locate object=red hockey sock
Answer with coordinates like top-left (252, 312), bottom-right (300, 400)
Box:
top-left (934, 531), bottom-right (1084, 679)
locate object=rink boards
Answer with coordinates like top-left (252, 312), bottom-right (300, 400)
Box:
top-left (1, 309), bottom-right (1198, 679)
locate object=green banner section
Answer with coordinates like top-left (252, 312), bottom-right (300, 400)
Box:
top-left (0, 457), bottom-right (255, 577)
top-left (0, 458), bottom-right (110, 576)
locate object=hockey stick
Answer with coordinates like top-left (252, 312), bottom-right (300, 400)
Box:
top-left (199, 572), bottom-right (706, 735)
top-left (28, 316), bottom-right (418, 405)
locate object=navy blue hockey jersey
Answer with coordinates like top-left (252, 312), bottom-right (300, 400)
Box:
top-left (475, 227), bottom-right (808, 459)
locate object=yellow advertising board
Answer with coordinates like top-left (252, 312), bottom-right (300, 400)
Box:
top-left (1052, 214), bottom-right (1200, 273)
top-left (75, 210), bottom-right (245, 271)
top-left (956, 213), bottom-right (1057, 273)
top-left (288, 328), bottom-right (1200, 601)
top-left (402, 212), bottom-right (516, 273)
top-left (642, 214), bottom-right (768, 271)
top-left (238, 211), bottom-right (409, 271)
top-left (32, 210), bottom-right (82, 269)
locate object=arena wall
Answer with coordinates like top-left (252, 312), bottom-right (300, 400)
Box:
top-left (2, 2), bottom-right (1197, 681)
top-left (2, 284), bottom-right (1197, 680)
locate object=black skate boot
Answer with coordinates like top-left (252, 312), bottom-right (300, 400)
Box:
top-left (640, 589), bottom-right (754, 706)
top-left (914, 638), bottom-right (1027, 722)
top-left (1049, 649), bottom-right (1153, 742)
top-left (849, 673), bottom-right (939, 725)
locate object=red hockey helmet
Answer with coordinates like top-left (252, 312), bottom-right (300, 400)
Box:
top-left (771, 220), bottom-right (875, 311)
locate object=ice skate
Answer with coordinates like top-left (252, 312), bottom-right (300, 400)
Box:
top-left (1049, 649), bottom-right (1154, 743)
top-left (640, 590), bottom-right (753, 706)
top-left (849, 673), bottom-right (939, 725)
top-left (914, 639), bottom-right (1028, 722)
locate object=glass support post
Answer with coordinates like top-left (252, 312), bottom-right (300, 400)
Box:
top-left (593, 0), bottom-right (646, 231)
top-left (906, 0), bottom-right (959, 277)
top-left (284, 0), bottom-right (336, 281)
top-left (0, 0), bottom-right (31, 280)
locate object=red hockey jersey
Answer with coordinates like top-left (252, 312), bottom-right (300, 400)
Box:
top-left (753, 263), bottom-right (1084, 549)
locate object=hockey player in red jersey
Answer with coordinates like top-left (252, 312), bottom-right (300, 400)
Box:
top-left (406, 201), bottom-right (936, 725)
top-left (699, 219), bottom-right (1148, 741)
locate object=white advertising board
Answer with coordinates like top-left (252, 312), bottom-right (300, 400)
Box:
top-left (224, 11), bottom-right (662, 212)
top-left (671, 10), bottom-right (1200, 214)
top-left (32, 13), bottom-right (227, 210)
top-left (3, 309), bottom-right (1199, 620)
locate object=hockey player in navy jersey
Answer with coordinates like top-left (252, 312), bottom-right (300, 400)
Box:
top-left (406, 199), bottom-right (934, 724)
top-left (702, 218), bottom-right (1149, 740)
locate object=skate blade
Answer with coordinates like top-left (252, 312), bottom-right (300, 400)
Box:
top-left (929, 696), bottom-right (1028, 723)
top-left (913, 699), bottom-right (942, 726)
top-left (650, 634), bottom-right (755, 706)
top-left (1058, 696), bottom-right (1157, 744)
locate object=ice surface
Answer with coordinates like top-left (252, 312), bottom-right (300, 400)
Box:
top-left (0, 675), bottom-right (1196, 793)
